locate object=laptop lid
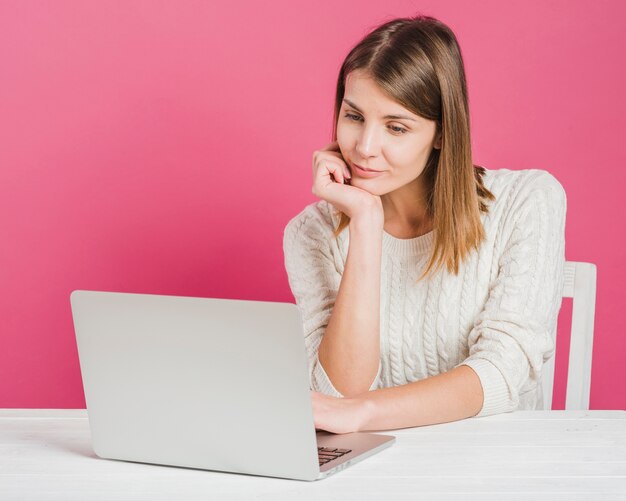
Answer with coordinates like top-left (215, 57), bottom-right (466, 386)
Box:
top-left (70, 290), bottom-right (322, 480)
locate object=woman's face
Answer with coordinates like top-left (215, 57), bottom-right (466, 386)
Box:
top-left (336, 69), bottom-right (440, 196)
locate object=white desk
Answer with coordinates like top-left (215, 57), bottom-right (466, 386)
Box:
top-left (1, 409), bottom-right (625, 500)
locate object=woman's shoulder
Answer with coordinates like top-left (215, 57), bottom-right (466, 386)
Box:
top-left (481, 167), bottom-right (567, 212)
top-left (283, 199), bottom-right (339, 243)
top-left (479, 168), bottom-right (567, 244)
top-left (482, 166), bottom-right (565, 193)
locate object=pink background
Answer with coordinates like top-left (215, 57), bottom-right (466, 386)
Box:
top-left (1, 1), bottom-right (624, 410)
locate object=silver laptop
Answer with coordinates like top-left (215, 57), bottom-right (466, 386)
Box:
top-left (70, 290), bottom-right (395, 481)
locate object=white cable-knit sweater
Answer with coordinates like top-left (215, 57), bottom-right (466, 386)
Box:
top-left (283, 168), bottom-right (567, 418)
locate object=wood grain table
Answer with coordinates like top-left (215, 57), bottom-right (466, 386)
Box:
top-left (1, 409), bottom-right (625, 500)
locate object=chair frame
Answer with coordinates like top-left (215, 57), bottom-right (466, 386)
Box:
top-left (542, 261), bottom-right (597, 410)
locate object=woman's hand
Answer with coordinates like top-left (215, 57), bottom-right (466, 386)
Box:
top-left (312, 141), bottom-right (384, 223)
top-left (311, 391), bottom-right (370, 434)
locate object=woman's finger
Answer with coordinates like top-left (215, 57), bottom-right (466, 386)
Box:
top-left (322, 162), bottom-right (345, 184)
top-left (344, 164), bottom-right (352, 180)
top-left (316, 157), bottom-right (352, 182)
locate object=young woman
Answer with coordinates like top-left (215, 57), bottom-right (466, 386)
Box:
top-left (283, 15), bottom-right (567, 434)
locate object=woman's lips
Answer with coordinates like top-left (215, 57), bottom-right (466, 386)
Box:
top-left (352, 163), bottom-right (385, 178)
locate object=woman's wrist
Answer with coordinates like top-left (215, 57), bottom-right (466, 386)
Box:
top-left (353, 394), bottom-right (376, 432)
top-left (349, 207), bottom-right (384, 235)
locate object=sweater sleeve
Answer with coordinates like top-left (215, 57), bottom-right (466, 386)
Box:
top-left (283, 204), bottom-right (382, 398)
top-left (456, 171), bottom-right (567, 417)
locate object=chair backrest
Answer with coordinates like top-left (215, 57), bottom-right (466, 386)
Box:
top-left (542, 261), bottom-right (597, 410)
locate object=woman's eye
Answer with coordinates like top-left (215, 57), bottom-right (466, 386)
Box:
top-left (389, 125), bottom-right (408, 134)
top-left (343, 113), bottom-right (407, 135)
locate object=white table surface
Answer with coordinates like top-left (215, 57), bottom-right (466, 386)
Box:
top-left (1, 409), bottom-right (625, 500)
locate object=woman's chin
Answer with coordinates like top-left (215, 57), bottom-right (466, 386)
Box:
top-left (350, 179), bottom-right (385, 196)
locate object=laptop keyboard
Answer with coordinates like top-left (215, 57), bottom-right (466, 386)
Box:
top-left (318, 446), bottom-right (352, 466)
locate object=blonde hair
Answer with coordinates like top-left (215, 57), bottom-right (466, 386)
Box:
top-left (331, 14), bottom-right (496, 283)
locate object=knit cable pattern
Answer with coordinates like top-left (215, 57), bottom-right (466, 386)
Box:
top-left (283, 168), bottom-right (566, 417)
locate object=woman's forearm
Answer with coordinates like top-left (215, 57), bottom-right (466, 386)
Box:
top-left (318, 212), bottom-right (383, 397)
top-left (356, 365), bottom-right (484, 431)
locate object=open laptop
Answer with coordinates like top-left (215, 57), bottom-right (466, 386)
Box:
top-left (69, 290), bottom-right (395, 481)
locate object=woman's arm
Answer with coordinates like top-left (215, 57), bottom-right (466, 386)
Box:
top-left (318, 208), bottom-right (383, 397)
top-left (313, 170), bottom-right (567, 433)
top-left (358, 365), bottom-right (483, 430)
top-left (311, 364), bottom-right (483, 433)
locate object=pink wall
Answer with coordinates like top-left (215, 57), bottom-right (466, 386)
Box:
top-left (1, 1), bottom-right (624, 410)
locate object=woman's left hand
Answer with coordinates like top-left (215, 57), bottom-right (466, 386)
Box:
top-left (311, 391), bottom-right (369, 434)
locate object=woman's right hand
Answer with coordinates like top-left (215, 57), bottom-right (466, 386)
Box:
top-left (312, 141), bottom-right (384, 223)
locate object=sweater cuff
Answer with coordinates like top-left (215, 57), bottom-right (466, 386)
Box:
top-left (313, 359), bottom-right (382, 398)
top-left (457, 358), bottom-right (514, 417)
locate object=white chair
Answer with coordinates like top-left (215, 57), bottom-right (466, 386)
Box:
top-left (542, 261), bottom-right (597, 410)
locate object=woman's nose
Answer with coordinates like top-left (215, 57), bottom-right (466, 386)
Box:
top-left (355, 126), bottom-right (381, 158)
